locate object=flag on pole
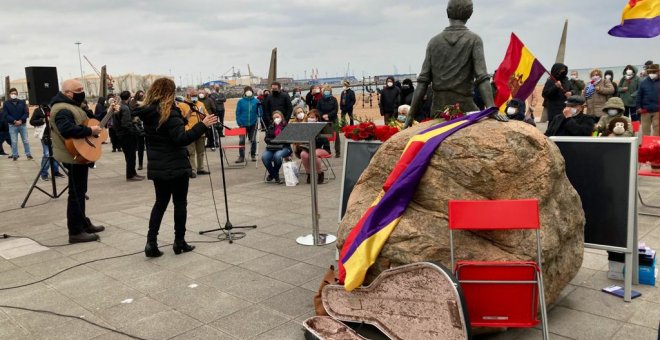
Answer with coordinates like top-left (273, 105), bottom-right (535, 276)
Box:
top-left (493, 33), bottom-right (547, 112)
top-left (608, 0), bottom-right (660, 38)
top-left (338, 108), bottom-right (496, 292)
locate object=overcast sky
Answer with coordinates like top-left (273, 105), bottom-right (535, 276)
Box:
top-left (1, 0), bottom-right (658, 86)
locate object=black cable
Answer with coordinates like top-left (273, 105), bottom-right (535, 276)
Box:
top-left (1, 234), bottom-right (71, 247)
top-left (0, 199), bottom-right (51, 214)
top-left (0, 304), bottom-right (148, 340)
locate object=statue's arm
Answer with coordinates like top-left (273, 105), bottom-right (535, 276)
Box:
top-left (405, 44), bottom-right (432, 128)
top-left (472, 37), bottom-right (494, 108)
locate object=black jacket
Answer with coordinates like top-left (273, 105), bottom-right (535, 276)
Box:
top-left (400, 80), bottom-right (415, 105)
top-left (264, 92), bottom-right (293, 123)
top-left (379, 86), bottom-right (400, 115)
top-left (209, 92), bottom-right (226, 112)
top-left (112, 101), bottom-right (135, 137)
top-left (264, 123), bottom-right (291, 150)
top-left (545, 113), bottom-right (596, 137)
top-left (317, 96), bottom-right (339, 122)
top-left (542, 63), bottom-right (572, 122)
top-left (50, 92), bottom-right (94, 139)
top-left (199, 97), bottom-right (217, 115)
top-left (136, 103), bottom-right (208, 181)
top-left (29, 107), bottom-right (46, 127)
top-left (0, 109), bottom-right (7, 132)
top-left (340, 89), bottom-right (356, 112)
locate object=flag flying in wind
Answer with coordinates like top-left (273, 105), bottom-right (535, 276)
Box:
top-left (608, 0), bottom-right (660, 38)
top-left (338, 108), bottom-right (496, 292)
top-left (493, 33), bottom-right (547, 112)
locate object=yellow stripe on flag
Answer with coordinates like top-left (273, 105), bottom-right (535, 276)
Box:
top-left (404, 121), bottom-right (467, 151)
top-left (622, 0), bottom-right (660, 21)
top-left (498, 46), bottom-right (538, 112)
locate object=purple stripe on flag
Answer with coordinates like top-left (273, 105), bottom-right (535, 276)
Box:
top-left (341, 108), bottom-right (496, 262)
top-left (514, 59), bottom-right (547, 102)
top-left (609, 17), bottom-right (660, 38)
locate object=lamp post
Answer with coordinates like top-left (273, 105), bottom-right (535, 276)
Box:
top-left (74, 41), bottom-right (86, 93)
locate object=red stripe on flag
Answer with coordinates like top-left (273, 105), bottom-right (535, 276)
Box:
top-left (382, 141), bottom-right (425, 191)
top-left (338, 205), bottom-right (376, 283)
top-left (494, 33), bottom-right (524, 107)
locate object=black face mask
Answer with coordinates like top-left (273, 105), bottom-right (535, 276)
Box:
top-left (73, 91), bottom-right (86, 105)
top-left (271, 89), bottom-right (279, 95)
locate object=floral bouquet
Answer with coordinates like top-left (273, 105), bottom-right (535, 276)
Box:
top-left (432, 103), bottom-right (465, 121)
top-left (341, 121), bottom-right (400, 142)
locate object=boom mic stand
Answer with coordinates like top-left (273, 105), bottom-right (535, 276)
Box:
top-left (199, 121), bottom-right (257, 243)
top-left (21, 105), bottom-right (69, 208)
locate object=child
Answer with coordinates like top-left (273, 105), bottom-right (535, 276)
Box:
top-left (595, 97), bottom-right (633, 137)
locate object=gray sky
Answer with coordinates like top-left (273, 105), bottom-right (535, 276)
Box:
top-left (1, 0), bottom-right (657, 86)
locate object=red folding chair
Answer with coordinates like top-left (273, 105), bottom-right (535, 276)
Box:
top-left (448, 199), bottom-right (549, 339)
top-left (221, 127), bottom-right (247, 168)
top-left (638, 136), bottom-right (660, 216)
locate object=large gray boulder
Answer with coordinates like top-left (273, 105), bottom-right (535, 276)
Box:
top-left (337, 119), bottom-right (585, 305)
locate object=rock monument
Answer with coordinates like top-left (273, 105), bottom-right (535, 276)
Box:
top-left (337, 120), bottom-right (585, 305)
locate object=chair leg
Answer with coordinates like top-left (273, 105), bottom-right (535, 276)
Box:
top-left (638, 191), bottom-right (660, 216)
top-left (537, 272), bottom-right (550, 340)
top-left (322, 158), bottom-right (336, 180)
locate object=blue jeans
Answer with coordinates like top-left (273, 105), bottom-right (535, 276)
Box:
top-left (261, 147), bottom-right (291, 179)
top-left (8, 124), bottom-right (31, 157)
top-left (40, 140), bottom-right (60, 177)
top-left (238, 125), bottom-right (257, 158)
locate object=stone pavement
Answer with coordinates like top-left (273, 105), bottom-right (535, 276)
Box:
top-left (0, 122), bottom-right (658, 340)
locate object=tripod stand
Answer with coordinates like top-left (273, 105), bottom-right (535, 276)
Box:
top-left (21, 105), bottom-right (69, 208)
top-left (199, 121), bottom-right (257, 243)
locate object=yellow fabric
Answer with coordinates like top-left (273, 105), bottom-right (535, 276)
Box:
top-left (498, 46), bottom-right (538, 112)
top-left (177, 101), bottom-right (207, 131)
top-left (622, 0), bottom-right (660, 21)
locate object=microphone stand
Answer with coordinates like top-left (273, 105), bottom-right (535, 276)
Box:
top-left (199, 121), bottom-right (257, 243)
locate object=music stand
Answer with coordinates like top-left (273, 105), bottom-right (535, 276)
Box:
top-left (273, 122), bottom-right (337, 246)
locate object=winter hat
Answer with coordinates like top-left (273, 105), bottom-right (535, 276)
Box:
top-left (342, 80), bottom-right (350, 87)
top-left (647, 64), bottom-right (659, 73)
top-left (602, 97), bottom-right (625, 113)
top-left (565, 95), bottom-right (586, 106)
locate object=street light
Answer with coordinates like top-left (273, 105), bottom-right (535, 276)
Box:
top-left (74, 41), bottom-right (86, 93)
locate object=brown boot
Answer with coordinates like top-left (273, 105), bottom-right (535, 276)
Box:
top-left (317, 172), bottom-right (325, 184)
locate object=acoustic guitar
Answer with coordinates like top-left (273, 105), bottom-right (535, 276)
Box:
top-left (64, 108), bottom-right (113, 164)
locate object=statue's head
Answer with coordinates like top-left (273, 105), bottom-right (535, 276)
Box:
top-left (447, 0), bottom-right (473, 22)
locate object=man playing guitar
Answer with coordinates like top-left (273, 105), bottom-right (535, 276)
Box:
top-left (49, 79), bottom-right (106, 243)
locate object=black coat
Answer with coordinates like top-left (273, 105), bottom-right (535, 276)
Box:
top-left (264, 123), bottom-right (291, 150)
top-left (545, 113), bottom-right (596, 137)
top-left (340, 89), bottom-right (356, 112)
top-left (317, 96), bottom-right (339, 122)
top-left (264, 92), bottom-right (293, 123)
top-left (136, 103), bottom-right (208, 181)
top-left (542, 63), bottom-right (572, 122)
top-left (113, 102), bottom-right (134, 137)
top-left (379, 86), bottom-right (400, 115)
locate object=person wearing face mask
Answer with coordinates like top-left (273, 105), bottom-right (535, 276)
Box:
top-left (604, 70), bottom-right (618, 97)
top-left (262, 111), bottom-right (291, 183)
top-left (0, 101), bottom-right (11, 155)
top-left (306, 85), bottom-right (322, 110)
top-left (379, 76), bottom-right (401, 123)
top-left (264, 82), bottom-right (293, 126)
top-left (198, 88), bottom-right (218, 150)
top-left (595, 97), bottom-right (633, 137)
top-left (177, 89), bottom-right (210, 177)
top-left (569, 71), bottom-right (585, 96)
top-left (295, 110), bottom-right (331, 184)
top-left (504, 98), bottom-right (535, 126)
top-left (340, 80), bottom-right (356, 126)
top-left (129, 91), bottom-right (147, 169)
top-left (618, 65), bottom-right (640, 121)
top-left (317, 85), bottom-right (341, 157)
top-left (291, 106), bottom-right (306, 123)
top-left (2, 88), bottom-right (32, 160)
top-left (392, 105), bottom-right (412, 129)
top-left (49, 79), bottom-right (106, 243)
top-left (235, 86), bottom-right (261, 162)
top-left (110, 91), bottom-right (144, 181)
top-left (545, 95), bottom-right (596, 137)
top-left (541, 63), bottom-right (573, 123)
top-left (637, 64), bottom-right (660, 136)
top-left (400, 79), bottom-right (415, 106)
top-left (583, 69), bottom-right (614, 117)
top-left (291, 87), bottom-right (307, 113)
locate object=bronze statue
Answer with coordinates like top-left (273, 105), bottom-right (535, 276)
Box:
top-left (405, 0), bottom-right (504, 127)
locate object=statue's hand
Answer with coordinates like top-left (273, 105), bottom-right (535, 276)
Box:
top-left (491, 112), bottom-right (509, 122)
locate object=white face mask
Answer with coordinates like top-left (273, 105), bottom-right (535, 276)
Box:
top-left (570, 75), bottom-right (577, 80)
top-left (571, 108), bottom-right (578, 116)
top-left (592, 76), bottom-right (601, 82)
top-left (387, 82), bottom-right (394, 87)
top-left (274, 118), bottom-right (282, 125)
top-left (605, 75), bottom-right (612, 80)
top-left (313, 88), bottom-right (321, 94)
top-left (625, 75), bottom-right (633, 80)
top-left (199, 93), bottom-right (205, 99)
top-left (649, 73), bottom-right (659, 80)
top-left (307, 118), bottom-right (317, 122)
top-left (626, 69), bottom-right (634, 76)
top-left (296, 113), bottom-right (305, 120)
top-left (607, 109), bottom-right (619, 116)
top-left (506, 107), bottom-right (517, 115)
top-left (245, 90), bottom-right (253, 97)
top-left (9, 94), bottom-right (17, 99)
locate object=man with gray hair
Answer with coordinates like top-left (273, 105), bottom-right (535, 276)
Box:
top-left (406, 0), bottom-right (499, 126)
top-left (49, 79), bottom-right (105, 243)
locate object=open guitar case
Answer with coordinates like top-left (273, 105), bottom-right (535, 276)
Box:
top-left (303, 262), bottom-right (472, 340)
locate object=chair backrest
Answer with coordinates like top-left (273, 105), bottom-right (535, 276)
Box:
top-left (632, 121), bottom-right (640, 133)
top-left (224, 127), bottom-right (246, 137)
top-left (448, 199), bottom-right (540, 231)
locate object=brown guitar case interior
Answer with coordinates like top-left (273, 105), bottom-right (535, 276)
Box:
top-left (321, 262), bottom-right (471, 340)
top-left (303, 316), bottom-right (368, 340)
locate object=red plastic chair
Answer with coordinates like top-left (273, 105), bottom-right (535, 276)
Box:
top-left (637, 136), bottom-right (660, 215)
top-left (448, 199), bottom-right (549, 339)
top-left (221, 127), bottom-right (247, 168)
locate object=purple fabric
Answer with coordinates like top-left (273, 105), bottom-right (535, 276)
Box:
top-left (609, 16), bottom-right (660, 38)
top-left (515, 59), bottom-right (547, 101)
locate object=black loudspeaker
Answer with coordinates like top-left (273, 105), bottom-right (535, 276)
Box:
top-left (25, 67), bottom-right (59, 106)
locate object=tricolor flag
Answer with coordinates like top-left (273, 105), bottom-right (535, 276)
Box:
top-left (338, 108), bottom-right (496, 292)
top-left (493, 33), bottom-right (547, 111)
top-left (609, 0), bottom-right (660, 38)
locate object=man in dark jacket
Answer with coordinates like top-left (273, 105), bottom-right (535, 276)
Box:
top-left (318, 85), bottom-right (341, 157)
top-left (637, 64), bottom-right (659, 136)
top-left (209, 85), bottom-right (227, 137)
top-left (340, 80), bottom-right (356, 125)
top-left (264, 82), bottom-right (293, 124)
top-left (111, 91), bottom-right (143, 181)
top-left (569, 71), bottom-right (585, 96)
top-left (542, 63), bottom-right (573, 124)
top-left (545, 96), bottom-right (595, 137)
top-left (400, 78), bottom-right (415, 106)
top-left (29, 106), bottom-right (64, 181)
top-left (199, 89), bottom-right (218, 148)
top-left (0, 102), bottom-right (11, 155)
top-left (379, 76), bottom-right (400, 123)
top-left (2, 88), bottom-right (32, 160)
top-left (49, 79), bottom-right (105, 243)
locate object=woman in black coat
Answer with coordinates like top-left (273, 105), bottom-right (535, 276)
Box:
top-left (542, 63), bottom-right (573, 123)
top-left (136, 78), bottom-right (217, 257)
